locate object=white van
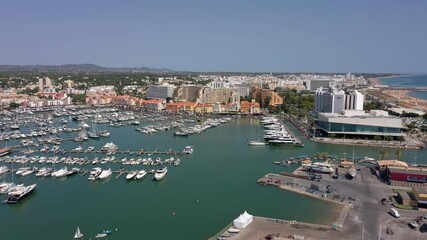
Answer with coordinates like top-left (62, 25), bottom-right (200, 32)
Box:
top-left (390, 208), bottom-right (400, 218)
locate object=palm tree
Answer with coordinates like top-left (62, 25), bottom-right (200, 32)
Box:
top-left (394, 149), bottom-right (403, 160)
top-left (379, 149), bottom-right (387, 160)
top-left (320, 152), bottom-right (329, 161)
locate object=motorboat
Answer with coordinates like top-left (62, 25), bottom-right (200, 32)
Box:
top-left (136, 169), bottom-right (147, 180)
top-left (126, 170), bottom-right (137, 180)
top-left (182, 146), bottom-right (194, 154)
top-left (95, 233), bottom-right (107, 238)
top-left (99, 130), bottom-right (110, 137)
top-left (154, 167), bottom-right (168, 181)
top-left (51, 167), bottom-right (69, 178)
top-left (88, 167), bottom-right (102, 181)
top-left (247, 140), bottom-right (267, 146)
top-left (21, 168), bottom-right (35, 177)
top-left (0, 166), bottom-right (8, 175)
top-left (98, 168), bottom-right (112, 180)
top-left (3, 183), bottom-right (37, 204)
top-left (74, 226), bottom-right (83, 239)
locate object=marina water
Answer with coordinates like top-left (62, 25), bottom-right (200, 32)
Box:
top-left (1, 118), bottom-right (426, 239)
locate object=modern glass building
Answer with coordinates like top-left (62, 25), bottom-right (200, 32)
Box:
top-left (316, 110), bottom-right (404, 137)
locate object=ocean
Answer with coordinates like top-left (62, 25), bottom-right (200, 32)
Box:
top-left (380, 74), bottom-right (427, 100)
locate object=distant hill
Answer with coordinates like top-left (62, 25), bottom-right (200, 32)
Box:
top-left (0, 64), bottom-right (174, 73)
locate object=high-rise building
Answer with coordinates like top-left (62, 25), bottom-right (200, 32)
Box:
top-left (39, 77), bottom-right (54, 92)
top-left (315, 88), bottom-right (364, 113)
top-left (199, 88), bottom-right (239, 104)
top-left (146, 85), bottom-right (175, 99)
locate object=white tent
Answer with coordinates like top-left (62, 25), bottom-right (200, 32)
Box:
top-left (233, 211), bottom-right (253, 229)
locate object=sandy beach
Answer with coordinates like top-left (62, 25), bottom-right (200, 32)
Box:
top-left (382, 89), bottom-right (427, 111)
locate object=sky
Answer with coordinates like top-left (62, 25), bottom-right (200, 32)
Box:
top-left (0, 0), bottom-right (426, 73)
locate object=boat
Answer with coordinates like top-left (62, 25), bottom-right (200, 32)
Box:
top-left (99, 130), bottom-right (110, 137)
top-left (21, 168), bottom-right (35, 177)
top-left (154, 166), bottom-right (168, 181)
top-left (51, 167), bottom-right (69, 178)
top-left (390, 208), bottom-right (400, 218)
top-left (98, 168), bottom-right (112, 180)
top-left (74, 226), bottom-right (84, 239)
top-left (0, 166), bottom-right (8, 175)
top-left (88, 167), bottom-right (102, 181)
top-left (0, 148), bottom-right (11, 157)
top-left (126, 170), bottom-right (137, 180)
top-left (302, 165), bottom-right (334, 174)
top-left (95, 233), bottom-right (107, 238)
top-left (3, 184), bottom-right (37, 204)
top-left (136, 169), bottom-right (147, 180)
top-left (182, 146), bottom-right (194, 154)
top-left (101, 229), bottom-right (112, 235)
top-left (247, 140), bottom-right (267, 146)
top-left (10, 124), bottom-right (20, 130)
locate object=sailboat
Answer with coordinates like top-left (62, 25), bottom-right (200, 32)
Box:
top-left (74, 226), bottom-right (84, 239)
top-left (346, 146), bottom-right (357, 179)
top-left (88, 121), bottom-right (100, 139)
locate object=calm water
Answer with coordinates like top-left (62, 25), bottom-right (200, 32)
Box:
top-left (380, 74), bottom-right (427, 100)
top-left (1, 118), bottom-right (426, 239)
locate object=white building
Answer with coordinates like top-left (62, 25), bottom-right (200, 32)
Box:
top-left (233, 211), bottom-right (253, 229)
top-left (315, 88), bottom-right (364, 113)
top-left (146, 85), bottom-right (175, 99)
top-left (317, 110), bottom-right (404, 137)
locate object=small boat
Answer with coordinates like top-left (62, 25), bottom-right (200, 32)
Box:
top-left (247, 140), bottom-right (267, 146)
top-left (88, 167), bottom-right (102, 181)
top-left (101, 229), bottom-right (112, 234)
top-left (98, 168), bottom-right (112, 180)
top-left (182, 146), bottom-right (194, 154)
top-left (74, 226), bottom-right (84, 239)
top-left (95, 233), bottom-right (107, 238)
top-left (136, 169), bottom-right (147, 180)
top-left (154, 167), bottom-right (168, 181)
top-left (51, 167), bottom-right (69, 178)
top-left (126, 170), bottom-right (137, 180)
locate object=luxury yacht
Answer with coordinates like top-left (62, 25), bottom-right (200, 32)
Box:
top-left (98, 168), bottom-right (112, 180)
top-left (136, 169), bottom-right (147, 180)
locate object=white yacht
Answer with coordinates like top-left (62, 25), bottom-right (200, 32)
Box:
top-left (154, 167), bottom-right (168, 181)
top-left (98, 168), bottom-right (112, 180)
top-left (51, 167), bottom-right (68, 178)
top-left (136, 169), bottom-right (147, 180)
top-left (21, 168), bottom-right (35, 177)
top-left (126, 170), bottom-right (137, 180)
top-left (4, 183), bottom-right (37, 204)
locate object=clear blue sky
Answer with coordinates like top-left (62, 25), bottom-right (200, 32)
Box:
top-left (0, 0), bottom-right (426, 73)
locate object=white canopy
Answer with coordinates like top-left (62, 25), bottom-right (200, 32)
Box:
top-left (233, 211), bottom-right (253, 229)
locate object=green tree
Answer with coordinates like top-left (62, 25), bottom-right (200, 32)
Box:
top-left (9, 102), bottom-right (20, 109)
top-left (263, 96), bottom-right (271, 107)
top-left (373, 135), bottom-right (382, 141)
top-left (379, 149), bottom-right (387, 160)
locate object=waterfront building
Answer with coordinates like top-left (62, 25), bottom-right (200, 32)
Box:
top-left (142, 99), bottom-right (165, 111)
top-left (240, 100), bottom-right (261, 114)
top-left (194, 103), bottom-right (213, 114)
top-left (251, 88), bottom-right (283, 106)
top-left (147, 84), bottom-right (175, 99)
top-left (165, 101), bottom-right (197, 112)
top-left (316, 110), bottom-right (404, 138)
top-left (315, 87), bottom-right (364, 113)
